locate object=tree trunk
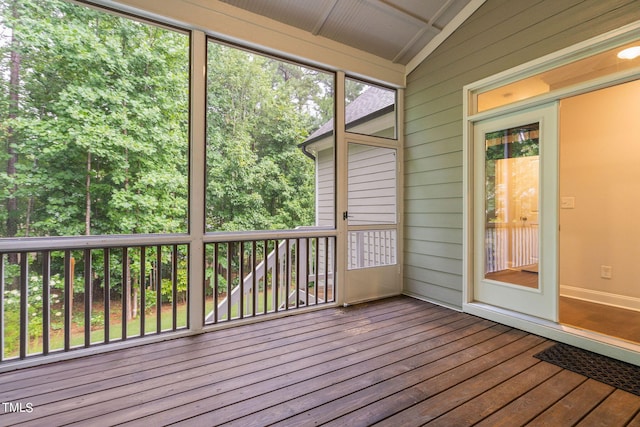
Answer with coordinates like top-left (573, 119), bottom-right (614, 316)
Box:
top-left (6, 0), bottom-right (20, 242)
top-left (85, 151), bottom-right (91, 235)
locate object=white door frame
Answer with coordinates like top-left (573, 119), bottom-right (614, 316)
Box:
top-left (462, 22), bottom-right (640, 366)
top-left (335, 72), bottom-right (404, 306)
top-left (472, 104), bottom-right (558, 321)
top-left (344, 137), bottom-right (401, 304)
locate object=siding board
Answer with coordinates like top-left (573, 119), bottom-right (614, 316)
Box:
top-left (405, 152), bottom-right (461, 174)
top-left (406, 122), bottom-right (462, 145)
top-left (403, 0), bottom-right (640, 308)
top-left (405, 105), bottom-right (462, 136)
top-left (404, 167), bottom-right (462, 187)
top-left (404, 267), bottom-right (462, 289)
top-left (404, 183), bottom-right (462, 200)
top-left (405, 240), bottom-right (462, 260)
top-left (404, 226), bottom-right (462, 245)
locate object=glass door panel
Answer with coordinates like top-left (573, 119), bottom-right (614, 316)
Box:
top-left (484, 123), bottom-right (540, 288)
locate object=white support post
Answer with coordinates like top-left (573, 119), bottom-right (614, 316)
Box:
top-left (188, 30), bottom-right (207, 332)
top-left (335, 72), bottom-right (347, 306)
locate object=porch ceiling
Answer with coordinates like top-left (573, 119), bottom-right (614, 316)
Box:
top-left (218, 0), bottom-right (479, 65)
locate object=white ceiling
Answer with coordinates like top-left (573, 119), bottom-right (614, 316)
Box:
top-left (219, 0), bottom-right (478, 65)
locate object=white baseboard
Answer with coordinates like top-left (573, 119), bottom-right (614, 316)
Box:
top-left (560, 285), bottom-right (640, 312)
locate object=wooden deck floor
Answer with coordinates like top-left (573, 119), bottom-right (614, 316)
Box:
top-left (1, 296), bottom-right (640, 426)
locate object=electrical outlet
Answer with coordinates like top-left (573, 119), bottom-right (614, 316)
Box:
top-left (600, 265), bottom-right (612, 279)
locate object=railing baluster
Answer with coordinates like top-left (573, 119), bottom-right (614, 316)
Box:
top-left (185, 245), bottom-right (190, 329)
top-left (240, 241), bottom-right (244, 319)
top-left (0, 253), bottom-right (4, 361)
top-left (303, 238), bottom-right (308, 307)
top-left (104, 248), bottom-right (110, 344)
top-left (172, 244), bottom-right (178, 330)
top-left (331, 237), bottom-right (336, 302)
top-left (226, 243), bottom-right (232, 321)
top-left (42, 251), bottom-right (50, 355)
top-left (251, 241), bottom-right (257, 317)
top-left (140, 246), bottom-right (146, 337)
top-left (64, 250), bottom-right (72, 351)
top-left (314, 237), bottom-right (319, 306)
top-left (324, 237), bottom-right (329, 302)
top-left (295, 238), bottom-right (300, 309)
top-left (213, 243), bottom-right (219, 323)
top-left (156, 246), bottom-right (162, 334)
top-left (122, 247), bottom-right (128, 341)
top-left (285, 239), bottom-right (291, 311)
top-left (263, 239), bottom-right (268, 315)
top-left (19, 253), bottom-right (28, 359)
top-left (84, 249), bottom-right (92, 348)
top-left (275, 240), bottom-right (280, 313)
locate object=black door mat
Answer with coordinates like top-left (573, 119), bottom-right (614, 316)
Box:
top-left (534, 343), bottom-right (640, 396)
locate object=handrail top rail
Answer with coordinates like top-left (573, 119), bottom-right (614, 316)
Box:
top-left (0, 234), bottom-right (191, 253)
top-left (203, 227), bottom-right (336, 243)
top-left (0, 227), bottom-right (337, 253)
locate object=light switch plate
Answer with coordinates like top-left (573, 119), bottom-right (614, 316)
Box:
top-left (561, 196), bottom-right (575, 209)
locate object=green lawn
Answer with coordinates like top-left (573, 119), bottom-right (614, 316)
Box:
top-left (5, 285), bottom-right (316, 359)
top-left (2, 302), bottom-right (189, 359)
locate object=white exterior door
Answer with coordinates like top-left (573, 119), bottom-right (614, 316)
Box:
top-left (344, 138), bottom-right (400, 304)
top-left (473, 104), bottom-right (558, 321)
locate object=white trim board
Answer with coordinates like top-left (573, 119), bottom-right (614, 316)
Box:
top-left (464, 302), bottom-right (640, 367)
top-left (560, 285), bottom-right (640, 313)
top-left (100, 0), bottom-right (406, 87)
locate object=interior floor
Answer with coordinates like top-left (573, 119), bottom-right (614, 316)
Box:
top-left (485, 269), bottom-right (539, 288)
top-left (560, 296), bottom-right (640, 345)
top-left (484, 269), bottom-right (640, 344)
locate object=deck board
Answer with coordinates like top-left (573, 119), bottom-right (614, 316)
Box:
top-left (1, 296), bottom-right (639, 426)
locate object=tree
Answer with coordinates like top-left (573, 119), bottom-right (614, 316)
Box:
top-left (205, 42), bottom-right (332, 231)
top-left (0, 0), bottom-right (189, 238)
top-left (0, 0), bottom-right (190, 323)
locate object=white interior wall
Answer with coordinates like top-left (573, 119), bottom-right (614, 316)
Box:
top-left (559, 79), bottom-right (640, 310)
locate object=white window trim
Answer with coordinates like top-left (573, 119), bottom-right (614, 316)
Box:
top-left (465, 20), bottom-right (640, 122)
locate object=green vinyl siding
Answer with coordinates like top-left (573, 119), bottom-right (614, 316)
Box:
top-left (403, 0), bottom-right (640, 309)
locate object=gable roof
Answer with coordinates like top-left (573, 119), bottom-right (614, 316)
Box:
top-left (304, 85), bottom-right (395, 144)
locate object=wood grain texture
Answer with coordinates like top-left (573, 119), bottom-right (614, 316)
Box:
top-left (0, 296), bottom-right (638, 426)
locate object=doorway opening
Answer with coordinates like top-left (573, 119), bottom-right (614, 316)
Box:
top-left (558, 79), bottom-right (640, 345)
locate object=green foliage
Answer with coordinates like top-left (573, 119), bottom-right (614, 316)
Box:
top-left (2, 274), bottom-right (63, 354)
top-left (1, 0), bottom-right (332, 237)
top-left (1, 2), bottom-right (334, 349)
top-left (205, 42), bottom-right (331, 232)
top-left (0, 0), bottom-right (189, 237)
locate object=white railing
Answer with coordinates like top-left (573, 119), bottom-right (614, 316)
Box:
top-left (485, 223), bottom-right (538, 273)
top-left (347, 229), bottom-right (396, 270)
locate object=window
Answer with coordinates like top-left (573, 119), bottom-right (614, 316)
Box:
top-left (345, 78), bottom-right (397, 139)
top-left (0, 0), bottom-right (190, 237)
top-left (474, 39), bottom-right (640, 113)
top-left (205, 40), bottom-right (335, 232)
